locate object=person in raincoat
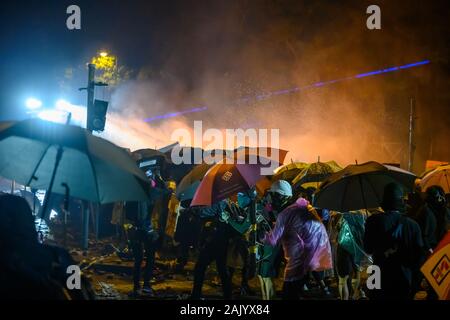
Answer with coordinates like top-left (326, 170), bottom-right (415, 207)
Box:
top-left (257, 180), bottom-right (292, 300)
top-left (264, 183), bottom-right (332, 300)
top-left (334, 210), bottom-right (368, 300)
top-left (301, 187), bottom-right (332, 297)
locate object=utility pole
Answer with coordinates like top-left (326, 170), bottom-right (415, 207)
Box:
top-left (79, 63), bottom-right (96, 251)
top-left (408, 97), bottom-right (415, 172)
top-left (79, 62), bottom-right (109, 249)
top-left (86, 63), bottom-right (96, 133)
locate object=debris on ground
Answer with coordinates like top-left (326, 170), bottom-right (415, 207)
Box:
top-left (95, 282), bottom-right (122, 300)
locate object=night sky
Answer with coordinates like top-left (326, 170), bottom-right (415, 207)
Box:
top-left (0, 0), bottom-right (449, 169)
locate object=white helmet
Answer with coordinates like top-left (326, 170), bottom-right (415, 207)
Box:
top-left (269, 180), bottom-right (293, 197)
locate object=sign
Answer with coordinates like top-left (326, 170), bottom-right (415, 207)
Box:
top-left (421, 232), bottom-right (450, 300)
top-left (139, 159), bottom-right (157, 168)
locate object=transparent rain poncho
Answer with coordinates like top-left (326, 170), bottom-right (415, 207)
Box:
top-left (264, 198), bottom-right (332, 281)
top-left (337, 211), bottom-right (367, 267)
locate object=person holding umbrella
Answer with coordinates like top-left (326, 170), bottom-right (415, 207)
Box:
top-left (127, 169), bottom-right (167, 298)
top-left (415, 185), bottom-right (450, 300)
top-left (190, 200), bottom-right (233, 300)
top-left (173, 201), bottom-right (202, 273)
top-left (256, 183), bottom-right (291, 300)
top-left (416, 186), bottom-right (450, 255)
top-left (125, 198), bottom-right (159, 298)
top-left (225, 191), bottom-right (257, 297)
top-left (263, 180), bottom-right (332, 300)
top-left (333, 211), bottom-right (368, 300)
top-left (364, 183), bottom-right (425, 300)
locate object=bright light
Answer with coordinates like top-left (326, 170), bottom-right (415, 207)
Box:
top-left (37, 109), bottom-right (68, 124)
top-left (55, 99), bottom-right (71, 109)
top-left (99, 51), bottom-right (108, 57)
top-left (25, 98), bottom-right (42, 110)
top-left (55, 100), bottom-right (87, 126)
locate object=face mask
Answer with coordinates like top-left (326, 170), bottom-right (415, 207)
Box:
top-left (270, 192), bottom-right (286, 211)
top-left (237, 193), bottom-right (251, 208)
top-left (264, 203), bottom-right (274, 212)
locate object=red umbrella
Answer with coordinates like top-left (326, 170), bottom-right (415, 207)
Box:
top-left (191, 148), bottom-right (287, 206)
top-left (190, 162), bottom-right (265, 206)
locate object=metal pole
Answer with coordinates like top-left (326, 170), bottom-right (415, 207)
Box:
top-left (40, 147), bottom-right (63, 220)
top-left (408, 98), bottom-right (415, 172)
top-left (87, 63), bottom-right (96, 133)
top-left (62, 183), bottom-right (70, 247)
top-left (81, 64), bottom-right (95, 251)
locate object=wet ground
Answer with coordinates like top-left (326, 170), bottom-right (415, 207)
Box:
top-left (66, 237), bottom-right (427, 300)
top-left (68, 239), bottom-right (343, 300)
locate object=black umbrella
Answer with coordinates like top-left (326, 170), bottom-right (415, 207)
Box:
top-left (0, 119), bottom-right (152, 215)
top-left (314, 161), bottom-right (416, 212)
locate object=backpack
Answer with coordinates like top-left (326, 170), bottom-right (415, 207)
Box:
top-left (384, 215), bottom-right (418, 268)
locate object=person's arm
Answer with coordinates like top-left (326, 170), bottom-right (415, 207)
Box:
top-left (263, 212), bottom-right (286, 246)
top-left (418, 209), bottom-right (433, 252)
top-left (413, 223), bottom-right (426, 265)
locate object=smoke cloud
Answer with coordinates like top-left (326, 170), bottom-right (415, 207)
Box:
top-left (97, 0), bottom-right (449, 172)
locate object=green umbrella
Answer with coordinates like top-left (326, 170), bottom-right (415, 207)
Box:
top-left (292, 160), bottom-right (342, 186)
top-left (273, 161), bottom-right (308, 182)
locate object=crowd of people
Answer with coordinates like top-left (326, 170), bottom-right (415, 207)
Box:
top-left (0, 165), bottom-right (449, 301)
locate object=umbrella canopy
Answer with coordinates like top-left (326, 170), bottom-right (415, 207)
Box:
top-left (292, 160), bottom-right (343, 186)
top-left (233, 146), bottom-right (288, 166)
top-left (176, 163), bottom-right (213, 201)
top-left (132, 148), bottom-right (172, 163)
top-left (273, 161), bottom-right (308, 182)
top-left (420, 164), bottom-right (450, 194)
top-left (190, 147), bottom-right (287, 206)
top-left (314, 161), bottom-right (416, 212)
top-left (190, 161), bottom-right (265, 206)
top-left (0, 119), bottom-right (151, 204)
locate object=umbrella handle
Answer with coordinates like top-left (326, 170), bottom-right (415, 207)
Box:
top-left (40, 145), bottom-right (64, 220)
top-left (62, 183), bottom-right (70, 247)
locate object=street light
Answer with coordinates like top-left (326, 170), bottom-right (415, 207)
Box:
top-left (25, 98), bottom-right (42, 110)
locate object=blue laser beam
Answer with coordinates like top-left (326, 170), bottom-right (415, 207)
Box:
top-left (144, 59), bottom-right (430, 122)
